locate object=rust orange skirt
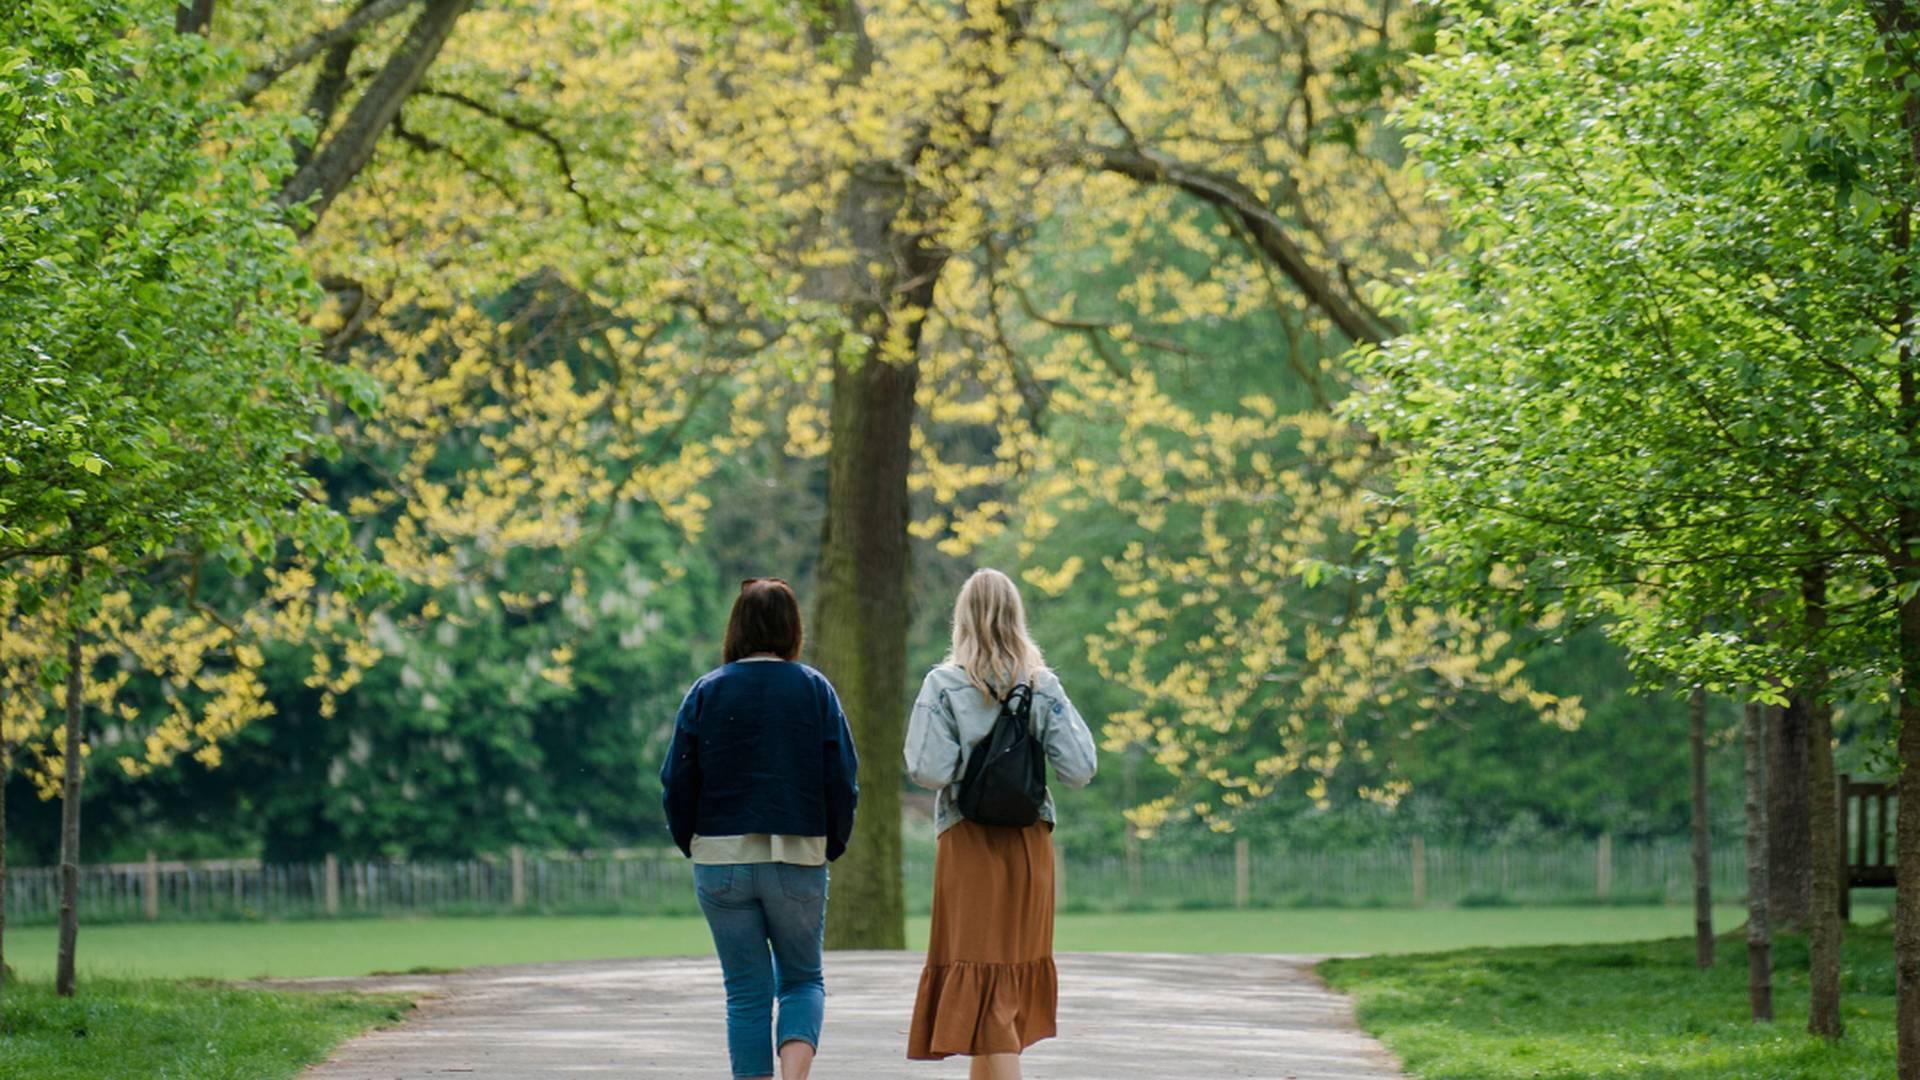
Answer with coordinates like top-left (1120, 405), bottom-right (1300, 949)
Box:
top-left (907, 818), bottom-right (1057, 1060)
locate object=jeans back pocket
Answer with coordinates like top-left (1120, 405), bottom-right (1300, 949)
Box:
top-left (776, 862), bottom-right (826, 904)
top-left (694, 863), bottom-right (740, 900)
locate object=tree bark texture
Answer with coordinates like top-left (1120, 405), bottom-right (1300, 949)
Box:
top-left (55, 553), bottom-right (83, 998)
top-left (1690, 685), bottom-right (1713, 970)
top-left (1767, 700), bottom-right (1813, 931)
top-left (812, 310), bottom-right (927, 951)
top-left (1743, 699), bottom-right (1772, 1022)
top-left (1802, 567), bottom-right (1843, 1039)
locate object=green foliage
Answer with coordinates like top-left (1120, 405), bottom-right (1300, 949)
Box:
top-left (987, 215), bottom-right (1604, 847)
top-left (1323, 925), bottom-right (1899, 1078)
top-left (0, 0), bottom-right (1775, 878)
top-left (0, 0), bottom-right (369, 574)
top-left (0, 978), bottom-right (404, 1080)
top-left (1351, 0), bottom-right (1907, 698)
top-left (258, 510), bottom-right (714, 860)
top-left (108, 503), bottom-right (714, 862)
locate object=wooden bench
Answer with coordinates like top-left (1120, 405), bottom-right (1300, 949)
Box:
top-left (1839, 774), bottom-right (1896, 919)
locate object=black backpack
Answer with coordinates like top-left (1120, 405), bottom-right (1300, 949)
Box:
top-left (955, 683), bottom-right (1048, 828)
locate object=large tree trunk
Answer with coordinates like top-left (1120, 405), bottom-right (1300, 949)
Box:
top-left (806, 1), bottom-right (1010, 950)
top-left (55, 553), bottom-right (84, 998)
top-left (813, 345), bottom-right (920, 951)
top-left (1690, 685), bottom-right (1713, 969)
top-left (1766, 700), bottom-right (1813, 930)
top-left (1803, 566), bottom-right (1843, 1039)
top-left (809, 150), bottom-right (948, 949)
top-left (1743, 699), bottom-right (1772, 1021)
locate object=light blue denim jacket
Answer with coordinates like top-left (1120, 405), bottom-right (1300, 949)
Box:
top-left (903, 663), bottom-right (1098, 835)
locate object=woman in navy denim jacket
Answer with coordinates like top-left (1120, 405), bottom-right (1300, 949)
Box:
top-left (662, 577), bottom-right (860, 1080)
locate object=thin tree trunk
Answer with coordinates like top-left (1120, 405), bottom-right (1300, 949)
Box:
top-left (1767, 700), bottom-right (1813, 931)
top-left (55, 552), bottom-right (84, 998)
top-left (1690, 685), bottom-right (1713, 969)
top-left (1875, 6), bottom-right (1920, 1069)
top-left (1743, 698), bottom-right (1772, 1022)
top-left (0, 751), bottom-right (9, 992)
top-left (1900, 573), bottom-right (1920, 1073)
top-left (1802, 565), bottom-right (1843, 1039)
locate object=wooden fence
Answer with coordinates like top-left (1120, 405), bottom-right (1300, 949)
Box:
top-left (1023, 835), bottom-right (1750, 914)
top-left (1, 836), bottom-right (1754, 926)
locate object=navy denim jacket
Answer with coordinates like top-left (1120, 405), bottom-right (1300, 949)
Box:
top-left (661, 660), bottom-right (860, 861)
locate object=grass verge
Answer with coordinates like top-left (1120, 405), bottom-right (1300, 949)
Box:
top-left (1321, 922), bottom-right (1895, 1079)
top-left (1, 904), bottom-right (1815, 980)
top-left (0, 978), bottom-right (408, 1080)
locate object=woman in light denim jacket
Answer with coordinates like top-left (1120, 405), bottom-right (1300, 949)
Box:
top-left (903, 568), bottom-right (1097, 1080)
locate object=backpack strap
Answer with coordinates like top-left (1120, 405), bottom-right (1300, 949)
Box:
top-left (1000, 682), bottom-right (1033, 721)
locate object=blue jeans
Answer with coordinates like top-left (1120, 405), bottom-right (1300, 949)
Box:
top-left (694, 862), bottom-right (829, 1079)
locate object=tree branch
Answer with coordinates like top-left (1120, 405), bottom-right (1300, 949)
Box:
top-left (0, 539), bottom-right (101, 567)
top-left (319, 275), bottom-right (383, 361)
top-left (175, 0), bottom-right (216, 35)
top-left (390, 114), bottom-right (519, 205)
top-left (238, 0), bottom-right (421, 105)
top-left (1091, 145), bottom-right (1392, 345)
top-left (413, 87), bottom-right (597, 225)
top-left (279, 0), bottom-right (474, 234)
top-left (293, 34), bottom-right (360, 174)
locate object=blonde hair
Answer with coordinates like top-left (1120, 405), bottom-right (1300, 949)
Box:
top-left (946, 568), bottom-right (1047, 703)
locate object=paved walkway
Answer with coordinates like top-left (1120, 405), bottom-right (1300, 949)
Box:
top-left (284, 952), bottom-right (1404, 1079)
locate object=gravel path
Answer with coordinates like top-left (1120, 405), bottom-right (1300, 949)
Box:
top-left (283, 951), bottom-right (1405, 1079)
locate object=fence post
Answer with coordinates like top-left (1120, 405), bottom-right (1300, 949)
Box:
top-left (323, 853), bottom-right (339, 916)
top-left (511, 846), bottom-right (527, 909)
top-left (1126, 827), bottom-right (1141, 899)
top-left (1597, 833), bottom-right (1613, 902)
top-left (1412, 835), bottom-right (1427, 908)
top-left (1234, 838), bottom-right (1250, 909)
top-left (144, 850), bottom-right (159, 921)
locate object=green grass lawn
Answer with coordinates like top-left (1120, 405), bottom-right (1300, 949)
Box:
top-left (3, 904), bottom-right (1833, 980)
top-left (0, 978), bottom-right (407, 1080)
top-left (1322, 924), bottom-right (1896, 1079)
